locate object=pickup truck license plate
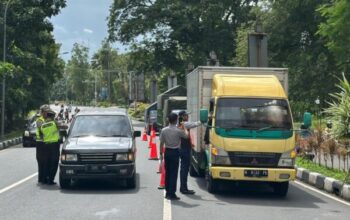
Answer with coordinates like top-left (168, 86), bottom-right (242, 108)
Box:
top-left (244, 170), bottom-right (268, 177)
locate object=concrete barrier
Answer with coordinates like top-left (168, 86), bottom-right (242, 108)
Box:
top-left (0, 136), bottom-right (23, 150)
top-left (324, 177), bottom-right (336, 193)
top-left (315, 175), bottom-right (325, 189)
top-left (333, 180), bottom-right (343, 196)
top-left (301, 170), bottom-right (310, 183)
top-left (341, 184), bottom-right (350, 201)
top-left (308, 172), bottom-right (318, 186)
top-left (296, 168), bottom-right (305, 180)
top-left (0, 142), bottom-right (4, 150)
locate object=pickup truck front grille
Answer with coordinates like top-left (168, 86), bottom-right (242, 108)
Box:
top-left (79, 153), bottom-right (114, 163)
top-left (229, 152), bottom-right (281, 167)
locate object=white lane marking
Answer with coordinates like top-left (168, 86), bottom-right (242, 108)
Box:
top-left (0, 173), bottom-right (37, 194)
top-left (163, 191), bottom-right (172, 220)
top-left (294, 180), bottom-right (350, 207)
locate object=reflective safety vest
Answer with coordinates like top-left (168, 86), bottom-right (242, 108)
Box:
top-left (41, 120), bottom-right (60, 144)
top-left (35, 116), bottom-right (45, 142)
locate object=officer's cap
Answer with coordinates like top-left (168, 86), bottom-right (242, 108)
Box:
top-left (40, 104), bottom-right (50, 112)
top-left (178, 110), bottom-right (191, 117)
top-left (46, 109), bottom-right (56, 117)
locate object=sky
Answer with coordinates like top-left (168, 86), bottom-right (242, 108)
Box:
top-left (50, 0), bottom-right (126, 61)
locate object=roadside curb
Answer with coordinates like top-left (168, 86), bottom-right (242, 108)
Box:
top-left (0, 137), bottom-right (22, 150)
top-left (296, 167), bottom-right (350, 202)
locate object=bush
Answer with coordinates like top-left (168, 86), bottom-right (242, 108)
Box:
top-left (128, 102), bottom-right (149, 120)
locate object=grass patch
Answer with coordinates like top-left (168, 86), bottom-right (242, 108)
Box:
top-left (296, 157), bottom-right (350, 184)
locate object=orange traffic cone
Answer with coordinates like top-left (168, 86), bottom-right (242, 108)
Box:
top-left (148, 127), bottom-right (154, 148)
top-left (149, 133), bottom-right (158, 160)
top-left (142, 128), bottom-right (148, 141)
top-left (158, 159), bottom-right (166, 189)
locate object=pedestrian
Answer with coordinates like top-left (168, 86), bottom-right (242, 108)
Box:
top-left (40, 109), bottom-right (63, 185)
top-left (178, 110), bottom-right (201, 195)
top-left (35, 104), bottom-right (50, 184)
top-left (159, 113), bottom-right (188, 200)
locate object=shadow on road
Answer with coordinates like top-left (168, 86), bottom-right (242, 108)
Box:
top-left (43, 174), bottom-right (143, 194)
top-left (192, 177), bottom-right (326, 209)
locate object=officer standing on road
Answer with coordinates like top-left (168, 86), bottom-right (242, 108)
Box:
top-left (178, 110), bottom-right (201, 194)
top-left (159, 113), bottom-right (188, 200)
top-left (41, 109), bottom-right (62, 185)
top-left (35, 104), bottom-right (50, 184)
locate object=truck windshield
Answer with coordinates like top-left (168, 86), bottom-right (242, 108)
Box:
top-left (215, 98), bottom-right (292, 130)
top-left (70, 115), bottom-right (132, 138)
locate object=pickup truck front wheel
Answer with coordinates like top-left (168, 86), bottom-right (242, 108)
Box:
top-left (59, 174), bottom-right (71, 189)
top-left (126, 173), bottom-right (136, 189)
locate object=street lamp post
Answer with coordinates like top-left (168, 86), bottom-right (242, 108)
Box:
top-left (315, 97), bottom-right (321, 127)
top-left (2, 0), bottom-right (13, 138)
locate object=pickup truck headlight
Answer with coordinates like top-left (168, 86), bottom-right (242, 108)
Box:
top-left (116, 153), bottom-right (134, 161)
top-left (24, 131), bottom-right (30, 137)
top-left (278, 149), bottom-right (296, 167)
top-left (61, 154), bottom-right (78, 162)
top-left (211, 145), bottom-right (231, 165)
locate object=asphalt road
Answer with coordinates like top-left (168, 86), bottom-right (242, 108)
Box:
top-left (1, 118), bottom-right (350, 220)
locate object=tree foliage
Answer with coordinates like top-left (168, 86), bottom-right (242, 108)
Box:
top-left (108, 0), bottom-right (258, 76)
top-left (318, 0), bottom-right (350, 71)
top-left (0, 0), bottom-right (66, 130)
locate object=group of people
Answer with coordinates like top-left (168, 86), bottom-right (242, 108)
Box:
top-left (36, 104), bottom-right (67, 185)
top-left (159, 110), bottom-right (201, 200)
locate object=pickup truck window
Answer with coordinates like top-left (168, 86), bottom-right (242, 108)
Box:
top-left (215, 98), bottom-right (292, 130)
top-left (70, 115), bottom-right (132, 138)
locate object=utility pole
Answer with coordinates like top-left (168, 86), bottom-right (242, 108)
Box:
top-left (2, 0), bottom-right (13, 138)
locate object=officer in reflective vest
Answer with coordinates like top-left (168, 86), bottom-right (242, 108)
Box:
top-left (41, 109), bottom-right (60, 185)
top-left (36, 104), bottom-right (50, 184)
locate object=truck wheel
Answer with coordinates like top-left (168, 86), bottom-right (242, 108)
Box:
top-left (189, 163), bottom-right (198, 177)
top-left (59, 174), bottom-right (71, 189)
top-left (272, 182), bottom-right (289, 197)
top-left (206, 170), bottom-right (218, 194)
top-left (126, 173), bottom-right (136, 189)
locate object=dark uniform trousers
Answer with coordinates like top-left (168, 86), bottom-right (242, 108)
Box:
top-left (180, 144), bottom-right (191, 190)
top-left (164, 148), bottom-right (180, 196)
top-left (45, 142), bottom-right (60, 182)
top-left (36, 141), bottom-right (46, 182)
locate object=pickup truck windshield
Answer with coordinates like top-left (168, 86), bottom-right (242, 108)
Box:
top-left (70, 115), bottom-right (132, 138)
top-left (215, 98), bottom-right (292, 130)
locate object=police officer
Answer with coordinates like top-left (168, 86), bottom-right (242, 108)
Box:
top-left (41, 109), bottom-right (61, 185)
top-left (159, 113), bottom-right (188, 200)
top-left (36, 104), bottom-right (50, 184)
top-left (178, 110), bottom-right (201, 194)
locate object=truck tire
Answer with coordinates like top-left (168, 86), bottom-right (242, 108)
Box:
top-left (206, 169), bottom-right (219, 194)
top-left (59, 174), bottom-right (71, 189)
top-left (126, 173), bottom-right (136, 189)
top-left (272, 182), bottom-right (289, 197)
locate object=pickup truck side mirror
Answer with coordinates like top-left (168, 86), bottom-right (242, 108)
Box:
top-left (303, 112), bottom-right (312, 129)
top-left (60, 129), bottom-right (68, 138)
top-left (200, 109), bottom-right (209, 123)
top-left (133, 130), bottom-right (141, 138)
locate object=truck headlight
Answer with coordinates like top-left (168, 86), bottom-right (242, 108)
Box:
top-left (116, 153), bottom-right (128, 161)
top-left (61, 154), bottom-right (78, 162)
top-left (24, 131), bottom-right (30, 137)
top-left (211, 145), bottom-right (231, 165)
top-left (278, 150), bottom-right (296, 167)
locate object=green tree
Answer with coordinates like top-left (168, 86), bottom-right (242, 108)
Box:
top-left (318, 0), bottom-right (350, 72)
top-left (108, 0), bottom-right (258, 81)
top-left (66, 43), bottom-right (91, 104)
top-left (0, 0), bottom-right (66, 130)
top-left (262, 0), bottom-right (339, 119)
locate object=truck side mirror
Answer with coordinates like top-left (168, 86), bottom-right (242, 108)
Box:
top-left (303, 112), bottom-right (312, 129)
top-left (133, 130), bottom-right (141, 138)
top-left (200, 109), bottom-right (209, 123)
